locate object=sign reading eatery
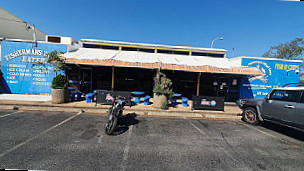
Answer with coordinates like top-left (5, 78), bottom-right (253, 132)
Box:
top-left (1, 40), bottom-right (67, 94)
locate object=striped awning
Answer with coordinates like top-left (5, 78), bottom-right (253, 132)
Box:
top-left (62, 48), bottom-right (262, 75)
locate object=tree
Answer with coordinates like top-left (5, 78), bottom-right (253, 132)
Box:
top-left (262, 38), bottom-right (304, 60)
top-left (47, 50), bottom-right (66, 73)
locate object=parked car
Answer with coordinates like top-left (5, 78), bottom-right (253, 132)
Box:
top-left (237, 87), bottom-right (304, 130)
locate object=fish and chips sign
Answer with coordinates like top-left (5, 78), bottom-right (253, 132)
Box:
top-left (240, 58), bottom-right (302, 99)
top-left (1, 40), bottom-right (67, 94)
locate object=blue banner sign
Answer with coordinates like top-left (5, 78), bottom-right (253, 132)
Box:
top-left (1, 40), bottom-right (67, 94)
top-left (240, 57), bottom-right (302, 99)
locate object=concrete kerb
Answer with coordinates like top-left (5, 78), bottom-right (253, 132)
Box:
top-left (0, 101), bottom-right (242, 120)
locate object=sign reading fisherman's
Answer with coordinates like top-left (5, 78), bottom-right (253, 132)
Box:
top-left (1, 40), bottom-right (67, 94)
top-left (4, 48), bottom-right (49, 63)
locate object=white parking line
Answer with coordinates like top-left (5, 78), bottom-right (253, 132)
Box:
top-left (188, 119), bottom-right (241, 167)
top-left (98, 136), bottom-right (103, 144)
top-left (0, 111), bottom-right (83, 158)
top-left (239, 122), bottom-right (304, 150)
top-left (189, 121), bottom-right (207, 136)
top-left (120, 125), bottom-right (133, 171)
top-left (0, 111), bottom-right (22, 119)
top-left (240, 122), bottom-right (276, 138)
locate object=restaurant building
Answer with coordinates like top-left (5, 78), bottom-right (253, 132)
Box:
top-left (0, 7), bottom-right (302, 103)
top-left (62, 39), bottom-right (262, 102)
top-left (1, 38), bottom-right (301, 102)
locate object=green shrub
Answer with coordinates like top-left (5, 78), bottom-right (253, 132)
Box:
top-left (51, 74), bottom-right (68, 89)
top-left (161, 101), bottom-right (169, 110)
top-left (153, 70), bottom-right (174, 98)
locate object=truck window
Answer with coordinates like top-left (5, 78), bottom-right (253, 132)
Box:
top-left (301, 91), bottom-right (304, 103)
top-left (269, 90), bottom-right (301, 102)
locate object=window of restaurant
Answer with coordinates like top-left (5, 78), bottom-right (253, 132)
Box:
top-left (92, 66), bottom-right (112, 91)
top-left (163, 70), bottom-right (197, 98)
top-left (114, 67), bottom-right (155, 94)
top-left (192, 52), bottom-right (224, 58)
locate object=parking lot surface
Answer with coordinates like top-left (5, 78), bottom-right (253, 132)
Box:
top-left (0, 109), bottom-right (303, 170)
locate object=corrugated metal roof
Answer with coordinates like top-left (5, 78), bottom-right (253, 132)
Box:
top-left (0, 7), bottom-right (46, 41)
top-left (62, 48), bottom-right (262, 75)
top-left (81, 39), bottom-right (228, 53)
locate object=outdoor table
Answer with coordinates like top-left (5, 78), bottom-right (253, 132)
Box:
top-left (174, 93), bottom-right (182, 98)
top-left (131, 91), bottom-right (145, 104)
top-left (68, 87), bottom-right (76, 91)
top-left (171, 93), bottom-right (182, 106)
top-left (69, 80), bottom-right (79, 84)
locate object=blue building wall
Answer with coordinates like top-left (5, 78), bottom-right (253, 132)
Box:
top-left (240, 57), bottom-right (302, 99)
top-left (1, 40), bottom-right (67, 94)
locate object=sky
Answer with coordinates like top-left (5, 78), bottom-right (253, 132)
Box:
top-left (1, 0), bottom-right (304, 58)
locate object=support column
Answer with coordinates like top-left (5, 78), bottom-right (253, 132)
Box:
top-left (90, 68), bottom-right (93, 93)
top-left (111, 66), bottom-right (115, 91)
top-left (196, 72), bottom-right (201, 96)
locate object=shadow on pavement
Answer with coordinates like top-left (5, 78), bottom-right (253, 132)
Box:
top-left (112, 113), bottom-right (139, 135)
top-left (261, 121), bottom-right (304, 141)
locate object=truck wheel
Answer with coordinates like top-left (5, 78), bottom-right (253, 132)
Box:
top-left (242, 107), bottom-right (259, 125)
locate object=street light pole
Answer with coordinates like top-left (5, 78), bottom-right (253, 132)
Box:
top-left (211, 37), bottom-right (224, 48)
top-left (26, 23), bottom-right (37, 47)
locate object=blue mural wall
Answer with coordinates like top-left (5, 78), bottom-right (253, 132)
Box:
top-left (1, 40), bottom-right (67, 94)
top-left (240, 57), bottom-right (302, 99)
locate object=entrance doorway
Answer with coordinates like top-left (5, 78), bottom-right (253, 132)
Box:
top-left (216, 77), bottom-right (240, 102)
top-left (200, 74), bottom-right (241, 102)
top-left (79, 68), bottom-right (92, 94)
top-left (217, 78), bottom-right (229, 100)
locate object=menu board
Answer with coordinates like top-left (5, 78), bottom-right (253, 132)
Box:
top-left (1, 40), bottom-right (67, 94)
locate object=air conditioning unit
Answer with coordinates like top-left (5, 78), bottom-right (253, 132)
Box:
top-left (46, 35), bottom-right (78, 45)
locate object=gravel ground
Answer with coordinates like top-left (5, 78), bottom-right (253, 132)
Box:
top-left (0, 109), bottom-right (303, 170)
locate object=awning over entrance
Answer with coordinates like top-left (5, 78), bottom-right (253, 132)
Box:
top-left (62, 48), bottom-right (262, 75)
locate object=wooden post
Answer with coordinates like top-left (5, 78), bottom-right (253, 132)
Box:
top-left (196, 72), bottom-right (201, 96)
top-left (111, 66), bottom-right (115, 91)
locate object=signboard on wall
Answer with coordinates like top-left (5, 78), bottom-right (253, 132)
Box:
top-left (1, 40), bottom-right (67, 94)
top-left (240, 58), bottom-right (302, 99)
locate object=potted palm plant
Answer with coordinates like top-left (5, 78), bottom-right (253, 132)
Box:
top-left (153, 70), bottom-right (174, 109)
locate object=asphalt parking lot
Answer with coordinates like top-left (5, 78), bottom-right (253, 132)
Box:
top-left (0, 109), bottom-right (303, 170)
